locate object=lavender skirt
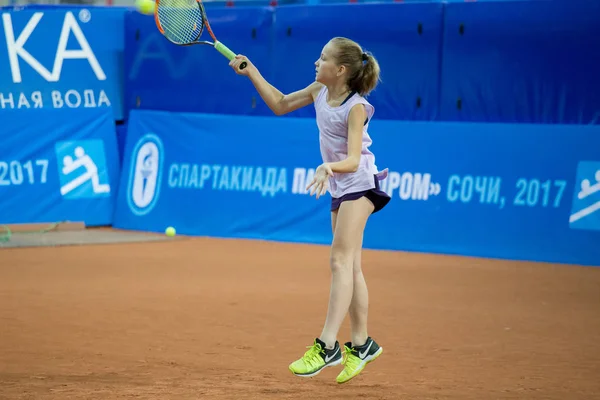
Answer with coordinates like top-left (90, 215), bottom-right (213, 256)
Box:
top-left (330, 174), bottom-right (391, 214)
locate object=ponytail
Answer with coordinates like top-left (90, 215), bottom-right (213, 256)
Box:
top-left (347, 51), bottom-right (381, 97)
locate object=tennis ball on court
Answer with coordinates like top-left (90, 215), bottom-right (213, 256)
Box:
top-left (165, 226), bottom-right (176, 237)
top-left (135, 0), bottom-right (155, 15)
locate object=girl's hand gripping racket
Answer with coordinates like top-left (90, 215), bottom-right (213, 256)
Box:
top-left (154, 0), bottom-right (247, 70)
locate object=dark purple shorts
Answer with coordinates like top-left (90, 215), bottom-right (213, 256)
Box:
top-left (330, 175), bottom-right (391, 214)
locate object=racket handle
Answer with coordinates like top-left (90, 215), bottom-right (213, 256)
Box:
top-left (215, 41), bottom-right (247, 70)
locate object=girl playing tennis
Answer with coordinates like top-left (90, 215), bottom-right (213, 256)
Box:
top-left (229, 36), bottom-right (390, 384)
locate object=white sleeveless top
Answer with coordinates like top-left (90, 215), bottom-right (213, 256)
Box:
top-left (314, 85), bottom-right (388, 199)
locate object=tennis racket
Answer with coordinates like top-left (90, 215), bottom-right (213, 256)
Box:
top-left (154, 0), bottom-right (247, 70)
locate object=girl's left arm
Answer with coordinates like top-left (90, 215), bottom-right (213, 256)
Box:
top-left (325, 103), bottom-right (365, 173)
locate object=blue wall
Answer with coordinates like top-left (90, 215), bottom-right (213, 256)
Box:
top-left (439, 0), bottom-right (600, 124)
top-left (1, 0), bottom-right (599, 266)
top-left (2, 1), bottom-right (598, 124)
top-left (122, 0), bottom-right (600, 124)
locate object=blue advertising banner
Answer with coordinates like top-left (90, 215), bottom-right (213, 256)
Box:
top-left (113, 110), bottom-right (330, 244)
top-left (368, 120), bottom-right (600, 266)
top-left (0, 7), bottom-right (125, 120)
top-left (0, 107), bottom-right (120, 226)
top-left (114, 110), bottom-right (600, 266)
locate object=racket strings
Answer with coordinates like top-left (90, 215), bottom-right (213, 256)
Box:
top-left (156, 0), bottom-right (204, 45)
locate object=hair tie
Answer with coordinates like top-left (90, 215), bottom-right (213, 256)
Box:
top-left (361, 53), bottom-right (368, 61)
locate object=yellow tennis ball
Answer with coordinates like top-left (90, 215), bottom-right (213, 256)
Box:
top-left (165, 227), bottom-right (176, 237)
top-left (135, 0), bottom-right (155, 15)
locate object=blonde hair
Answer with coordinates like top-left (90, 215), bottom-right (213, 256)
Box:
top-left (330, 37), bottom-right (381, 97)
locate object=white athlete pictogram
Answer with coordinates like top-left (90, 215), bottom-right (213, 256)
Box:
top-left (60, 146), bottom-right (110, 196)
top-left (570, 169), bottom-right (600, 224)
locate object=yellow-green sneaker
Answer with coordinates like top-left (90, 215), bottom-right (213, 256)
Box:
top-left (289, 338), bottom-right (342, 377)
top-left (336, 337), bottom-right (383, 384)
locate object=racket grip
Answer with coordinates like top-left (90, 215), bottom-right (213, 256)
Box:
top-left (215, 41), bottom-right (247, 69)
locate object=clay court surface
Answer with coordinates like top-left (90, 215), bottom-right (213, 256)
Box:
top-left (1, 235), bottom-right (599, 399)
